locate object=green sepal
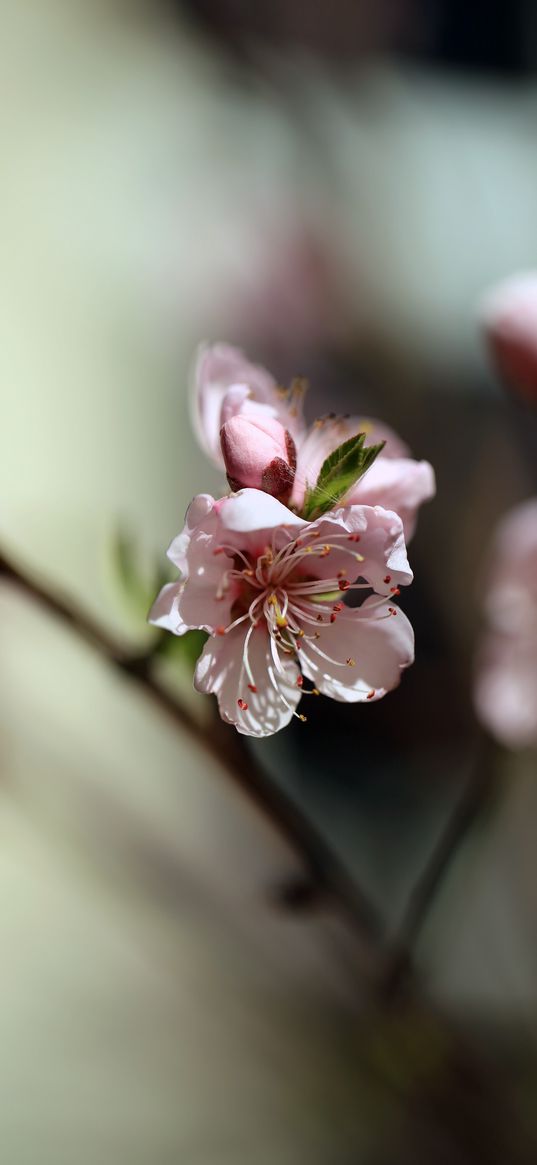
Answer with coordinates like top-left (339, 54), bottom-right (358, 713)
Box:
top-left (302, 433), bottom-right (385, 520)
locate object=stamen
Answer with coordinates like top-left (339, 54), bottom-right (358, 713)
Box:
top-left (248, 684), bottom-right (257, 693)
top-left (366, 690), bottom-right (376, 700)
top-left (237, 698), bottom-right (249, 710)
top-left (384, 575), bottom-right (391, 584)
top-left (346, 658), bottom-right (356, 666)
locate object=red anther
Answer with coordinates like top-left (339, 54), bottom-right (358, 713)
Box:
top-left (317, 613), bottom-right (324, 622)
top-left (338, 579), bottom-right (351, 591)
top-left (366, 689), bottom-right (376, 700)
top-left (296, 675), bottom-right (303, 688)
top-left (388, 606), bottom-right (397, 616)
top-left (347, 533), bottom-right (361, 542)
top-left (332, 602), bottom-right (343, 612)
top-left (237, 698), bottom-right (249, 710)
top-left (247, 684), bottom-right (257, 693)
top-left (216, 625), bottom-right (226, 636)
top-left (330, 613), bottom-right (337, 623)
top-left (383, 575), bottom-right (392, 584)
top-left (390, 586), bottom-right (400, 596)
top-left (213, 546), bottom-right (226, 555)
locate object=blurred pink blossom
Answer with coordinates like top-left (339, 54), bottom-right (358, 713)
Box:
top-left (474, 498), bottom-right (537, 749)
top-left (149, 490), bottom-right (414, 737)
top-left (480, 272), bottom-right (537, 403)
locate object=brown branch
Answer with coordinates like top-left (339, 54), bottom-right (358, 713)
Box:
top-left (0, 547), bottom-right (382, 956)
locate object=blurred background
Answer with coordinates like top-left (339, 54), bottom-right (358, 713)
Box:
top-left (2, 1), bottom-right (537, 1161)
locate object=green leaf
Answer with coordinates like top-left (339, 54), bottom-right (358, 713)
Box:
top-left (302, 432), bottom-right (385, 520)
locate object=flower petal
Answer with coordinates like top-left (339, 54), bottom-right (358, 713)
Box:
top-left (191, 343), bottom-right (280, 466)
top-left (218, 489), bottom-right (306, 536)
top-left (292, 414), bottom-right (408, 508)
top-left (167, 493), bottom-right (216, 571)
top-left (299, 597), bottom-right (414, 702)
top-left (304, 505), bottom-right (412, 594)
top-left (194, 625), bottom-right (301, 737)
top-left (475, 630), bottom-right (537, 749)
top-left (148, 581), bottom-right (186, 634)
top-left (346, 458), bottom-right (436, 541)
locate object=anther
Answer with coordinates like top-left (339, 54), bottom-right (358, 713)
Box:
top-left (317, 614), bottom-right (324, 622)
top-left (330, 613), bottom-right (337, 623)
top-left (311, 688), bottom-right (320, 696)
top-left (296, 675), bottom-right (303, 688)
top-left (216, 625), bottom-right (226, 636)
top-left (384, 575), bottom-right (391, 584)
top-left (390, 586), bottom-right (400, 595)
top-left (298, 714), bottom-right (308, 722)
top-left (338, 579), bottom-right (351, 591)
top-left (366, 690), bottom-right (376, 700)
top-left (332, 603), bottom-right (343, 613)
top-left (346, 658), bottom-right (355, 666)
top-left (388, 606), bottom-right (397, 616)
top-left (247, 684), bottom-right (257, 693)
top-left (237, 698), bottom-right (249, 710)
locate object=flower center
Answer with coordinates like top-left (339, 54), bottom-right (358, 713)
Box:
top-left (212, 526), bottom-right (397, 718)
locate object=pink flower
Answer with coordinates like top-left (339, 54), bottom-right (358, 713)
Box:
top-left (220, 414), bottom-right (296, 501)
top-left (193, 344), bottom-right (435, 540)
top-left (474, 498), bottom-right (537, 749)
top-left (480, 272), bottom-right (537, 403)
top-left (149, 490), bottom-right (414, 737)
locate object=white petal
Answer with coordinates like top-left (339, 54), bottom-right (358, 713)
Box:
top-left (300, 597), bottom-right (414, 702)
top-left (218, 489), bottom-right (306, 535)
top-left (148, 581), bottom-right (186, 634)
top-left (195, 625), bottom-right (301, 737)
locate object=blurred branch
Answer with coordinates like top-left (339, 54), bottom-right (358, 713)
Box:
top-left (0, 547), bottom-right (382, 958)
top-left (379, 731), bottom-right (499, 998)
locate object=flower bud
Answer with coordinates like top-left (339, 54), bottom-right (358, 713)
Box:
top-left (481, 272), bottom-right (537, 403)
top-left (220, 415), bottom-right (296, 502)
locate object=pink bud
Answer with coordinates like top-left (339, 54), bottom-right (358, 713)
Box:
top-left (481, 272), bottom-right (537, 403)
top-left (220, 415), bottom-right (296, 501)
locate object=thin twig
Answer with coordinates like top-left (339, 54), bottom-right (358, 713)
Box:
top-left (0, 547), bottom-right (382, 954)
top-left (379, 731), bottom-right (498, 998)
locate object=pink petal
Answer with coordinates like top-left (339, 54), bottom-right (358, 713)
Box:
top-left (191, 343), bottom-right (280, 467)
top-left (194, 625), bottom-right (301, 737)
top-left (475, 630), bottom-right (537, 749)
top-left (292, 414), bottom-right (408, 508)
top-left (346, 458), bottom-right (436, 541)
top-left (305, 505), bottom-right (413, 594)
top-left (218, 489), bottom-right (306, 536)
top-left (148, 581), bottom-right (186, 634)
top-left (167, 493), bottom-right (216, 571)
top-left (299, 597), bottom-right (414, 702)
top-left (480, 271), bottom-right (537, 402)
